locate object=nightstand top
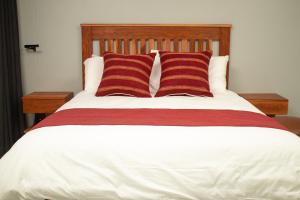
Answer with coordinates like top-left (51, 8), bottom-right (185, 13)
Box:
top-left (23, 92), bottom-right (73, 100)
top-left (238, 93), bottom-right (288, 101)
top-left (274, 116), bottom-right (300, 136)
top-left (238, 93), bottom-right (288, 116)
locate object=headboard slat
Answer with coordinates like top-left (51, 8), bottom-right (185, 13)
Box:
top-left (149, 39), bottom-right (155, 52)
top-left (157, 39), bottom-right (163, 50)
top-left (182, 39), bottom-right (188, 52)
top-left (165, 39), bottom-right (171, 51)
top-left (124, 40), bottom-right (129, 54)
top-left (198, 39), bottom-right (204, 52)
top-left (99, 39), bottom-right (105, 56)
top-left (190, 39), bottom-right (195, 52)
top-left (131, 39), bottom-right (137, 55)
top-left (173, 39), bottom-right (178, 52)
top-left (116, 39), bottom-right (122, 54)
top-left (81, 24), bottom-right (231, 89)
top-left (107, 39), bottom-right (113, 52)
top-left (140, 39), bottom-right (146, 54)
top-left (207, 39), bottom-right (213, 51)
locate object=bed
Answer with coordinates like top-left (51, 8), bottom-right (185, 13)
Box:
top-left (0, 24), bottom-right (300, 200)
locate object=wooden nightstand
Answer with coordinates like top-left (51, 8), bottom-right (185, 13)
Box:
top-left (274, 116), bottom-right (300, 137)
top-left (238, 93), bottom-right (288, 117)
top-left (22, 92), bottom-right (73, 125)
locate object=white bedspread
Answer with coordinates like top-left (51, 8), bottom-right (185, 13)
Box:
top-left (0, 91), bottom-right (300, 200)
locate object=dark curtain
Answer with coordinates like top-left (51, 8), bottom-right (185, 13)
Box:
top-left (0, 0), bottom-right (26, 158)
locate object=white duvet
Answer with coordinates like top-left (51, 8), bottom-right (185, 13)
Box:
top-left (0, 91), bottom-right (300, 200)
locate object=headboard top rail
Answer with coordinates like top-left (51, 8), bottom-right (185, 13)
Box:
top-left (81, 24), bottom-right (232, 28)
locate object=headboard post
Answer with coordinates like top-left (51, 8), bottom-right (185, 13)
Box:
top-left (81, 26), bottom-right (92, 89)
top-left (219, 27), bottom-right (231, 88)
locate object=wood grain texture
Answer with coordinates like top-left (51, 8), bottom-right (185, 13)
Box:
top-left (173, 39), bottom-right (178, 52)
top-left (157, 39), bottom-right (163, 50)
top-left (219, 27), bottom-right (231, 88)
top-left (207, 39), bottom-right (213, 51)
top-left (238, 93), bottom-right (288, 116)
top-left (274, 116), bottom-right (300, 136)
top-left (149, 39), bottom-right (155, 53)
top-left (131, 39), bottom-right (137, 54)
top-left (124, 40), bottom-right (129, 54)
top-left (81, 24), bottom-right (232, 88)
top-left (81, 24), bottom-right (232, 27)
top-left (116, 39), bottom-right (122, 54)
top-left (198, 39), bottom-right (203, 52)
top-left (190, 39), bottom-right (195, 52)
top-left (140, 39), bottom-right (146, 54)
top-left (99, 39), bottom-right (105, 55)
top-left (81, 26), bottom-right (92, 89)
top-left (22, 92), bottom-right (73, 113)
top-left (165, 39), bottom-right (171, 51)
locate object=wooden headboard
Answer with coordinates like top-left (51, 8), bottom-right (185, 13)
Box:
top-left (81, 24), bottom-right (231, 88)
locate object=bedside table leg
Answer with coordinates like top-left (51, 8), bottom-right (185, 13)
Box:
top-left (34, 113), bottom-right (46, 124)
top-left (24, 114), bottom-right (46, 134)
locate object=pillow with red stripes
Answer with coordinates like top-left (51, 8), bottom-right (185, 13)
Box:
top-left (96, 52), bottom-right (156, 97)
top-left (155, 51), bottom-right (213, 97)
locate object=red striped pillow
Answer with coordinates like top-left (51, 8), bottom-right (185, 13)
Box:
top-left (96, 52), bottom-right (156, 97)
top-left (155, 51), bottom-right (213, 97)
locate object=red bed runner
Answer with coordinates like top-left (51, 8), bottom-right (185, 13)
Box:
top-left (33, 108), bottom-right (287, 131)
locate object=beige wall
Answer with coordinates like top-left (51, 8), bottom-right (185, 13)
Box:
top-left (18, 0), bottom-right (300, 116)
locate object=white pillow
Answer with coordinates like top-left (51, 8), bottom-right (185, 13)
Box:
top-left (84, 53), bottom-right (161, 96)
top-left (149, 49), bottom-right (161, 96)
top-left (148, 50), bottom-right (229, 95)
top-left (208, 56), bottom-right (229, 93)
top-left (84, 56), bottom-right (104, 94)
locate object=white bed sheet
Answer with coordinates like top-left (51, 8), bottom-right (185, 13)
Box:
top-left (0, 91), bottom-right (300, 200)
top-left (58, 90), bottom-right (263, 113)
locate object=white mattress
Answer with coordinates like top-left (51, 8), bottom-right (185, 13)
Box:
top-left (0, 91), bottom-right (300, 200)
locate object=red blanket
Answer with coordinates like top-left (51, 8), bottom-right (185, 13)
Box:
top-left (33, 108), bottom-right (287, 131)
